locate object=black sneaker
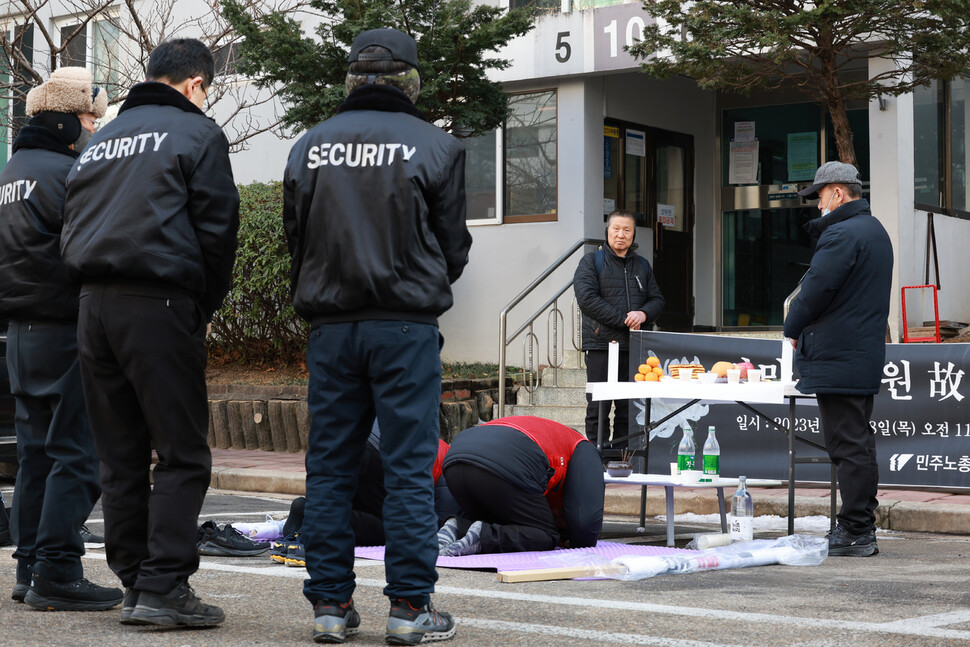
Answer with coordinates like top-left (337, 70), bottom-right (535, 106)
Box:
top-left (24, 573), bottom-right (124, 611)
top-left (12, 562), bottom-right (31, 602)
top-left (128, 581), bottom-right (224, 626)
top-left (827, 524), bottom-right (879, 557)
top-left (386, 598), bottom-right (456, 645)
top-left (313, 599), bottom-right (361, 643)
top-left (197, 520), bottom-right (270, 557)
top-left (80, 524), bottom-right (105, 549)
top-left (120, 588), bottom-right (139, 624)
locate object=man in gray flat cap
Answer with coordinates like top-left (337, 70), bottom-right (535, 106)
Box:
top-left (784, 161), bottom-right (893, 557)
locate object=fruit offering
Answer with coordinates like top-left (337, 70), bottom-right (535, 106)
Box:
top-left (735, 361), bottom-right (754, 379)
top-left (636, 357), bottom-right (663, 381)
top-left (711, 361), bottom-right (735, 378)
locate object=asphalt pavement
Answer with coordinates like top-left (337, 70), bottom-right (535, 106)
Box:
top-left (3, 490), bottom-right (970, 646)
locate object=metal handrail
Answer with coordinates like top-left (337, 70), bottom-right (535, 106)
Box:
top-left (497, 237), bottom-right (603, 417)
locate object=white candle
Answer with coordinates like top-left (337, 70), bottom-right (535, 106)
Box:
top-left (608, 340), bottom-right (619, 382)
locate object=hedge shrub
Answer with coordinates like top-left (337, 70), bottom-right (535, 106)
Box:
top-left (209, 181), bottom-right (308, 364)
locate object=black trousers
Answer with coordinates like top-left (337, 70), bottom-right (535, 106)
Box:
top-left (7, 320), bottom-right (100, 582)
top-left (817, 393), bottom-right (879, 535)
top-left (443, 463), bottom-right (559, 553)
top-left (584, 349), bottom-right (631, 449)
top-left (77, 284), bottom-right (210, 594)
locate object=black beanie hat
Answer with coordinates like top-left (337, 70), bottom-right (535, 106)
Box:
top-left (28, 111), bottom-right (82, 146)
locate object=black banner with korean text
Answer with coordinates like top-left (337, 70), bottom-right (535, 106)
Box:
top-left (629, 331), bottom-right (970, 488)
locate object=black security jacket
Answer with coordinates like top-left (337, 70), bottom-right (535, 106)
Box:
top-left (0, 126), bottom-right (80, 321)
top-left (574, 244), bottom-right (665, 351)
top-left (61, 82), bottom-right (240, 320)
top-left (283, 85), bottom-right (472, 325)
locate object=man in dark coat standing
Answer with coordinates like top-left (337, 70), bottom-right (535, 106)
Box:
top-left (283, 28), bottom-right (470, 645)
top-left (784, 161), bottom-right (893, 557)
top-left (574, 210), bottom-right (664, 452)
top-left (62, 39), bottom-right (239, 625)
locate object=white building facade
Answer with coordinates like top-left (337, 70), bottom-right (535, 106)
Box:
top-left (3, 1), bottom-right (969, 365)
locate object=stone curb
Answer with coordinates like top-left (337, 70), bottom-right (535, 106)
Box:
top-left (210, 467), bottom-right (306, 496)
top-left (209, 469), bottom-right (970, 536)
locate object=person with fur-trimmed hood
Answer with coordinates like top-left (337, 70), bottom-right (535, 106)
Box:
top-left (0, 66), bottom-right (121, 611)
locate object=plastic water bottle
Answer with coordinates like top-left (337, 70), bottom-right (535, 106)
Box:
top-left (677, 425), bottom-right (695, 472)
top-left (701, 426), bottom-right (720, 482)
top-left (730, 475), bottom-right (754, 541)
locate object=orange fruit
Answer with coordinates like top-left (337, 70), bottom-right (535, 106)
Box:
top-left (634, 373), bottom-right (646, 381)
top-left (647, 356), bottom-right (660, 368)
top-left (644, 372), bottom-right (659, 381)
top-left (652, 366), bottom-right (664, 376)
top-left (638, 364), bottom-right (650, 375)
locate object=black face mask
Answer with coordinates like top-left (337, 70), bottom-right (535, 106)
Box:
top-left (74, 128), bottom-right (94, 152)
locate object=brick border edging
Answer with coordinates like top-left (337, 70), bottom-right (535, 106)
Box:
top-left (205, 378), bottom-right (517, 451)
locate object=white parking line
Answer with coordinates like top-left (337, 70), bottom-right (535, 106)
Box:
top-left (452, 617), bottom-right (747, 647)
top-left (83, 510), bottom-right (291, 525)
top-left (77, 554), bottom-right (970, 642)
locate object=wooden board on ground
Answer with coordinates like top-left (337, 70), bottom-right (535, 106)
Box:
top-left (497, 564), bottom-right (627, 583)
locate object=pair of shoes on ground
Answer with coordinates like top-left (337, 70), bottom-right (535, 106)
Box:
top-left (438, 519), bottom-right (482, 557)
top-left (123, 581), bottom-right (224, 627)
top-left (313, 597), bottom-right (455, 645)
top-left (270, 533), bottom-right (305, 567)
top-left (23, 572), bottom-right (123, 612)
top-left (827, 524), bottom-right (879, 557)
top-left (197, 520), bottom-right (271, 557)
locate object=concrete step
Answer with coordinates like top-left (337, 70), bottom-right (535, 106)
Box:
top-left (501, 404), bottom-right (587, 426)
top-left (517, 385), bottom-right (587, 407)
top-left (539, 366), bottom-right (587, 388)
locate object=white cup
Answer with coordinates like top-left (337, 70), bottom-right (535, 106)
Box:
top-left (679, 369), bottom-right (693, 381)
top-left (726, 369), bottom-right (741, 384)
top-left (746, 369), bottom-right (762, 383)
top-left (670, 462), bottom-right (680, 476)
top-left (681, 469), bottom-right (703, 483)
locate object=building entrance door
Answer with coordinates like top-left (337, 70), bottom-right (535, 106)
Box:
top-left (603, 121), bottom-right (695, 331)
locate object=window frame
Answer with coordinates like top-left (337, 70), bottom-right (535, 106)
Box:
top-left (502, 88), bottom-right (559, 224)
top-left (53, 11), bottom-right (122, 101)
top-left (914, 77), bottom-right (970, 221)
top-left (463, 125), bottom-right (504, 226)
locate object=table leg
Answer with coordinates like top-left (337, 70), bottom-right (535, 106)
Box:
top-left (639, 485), bottom-right (647, 529)
top-left (665, 485), bottom-right (675, 547)
top-left (788, 395), bottom-right (796, 536)
top-left (717, 487), bottom-right (727, 533)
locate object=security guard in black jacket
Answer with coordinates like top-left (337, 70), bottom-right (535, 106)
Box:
top-left (284, 28), bottom-right (470, 644)
top-left (0, 67), bottom-right (122, 611)
top-left (61, 39), bottom-right (239, 627)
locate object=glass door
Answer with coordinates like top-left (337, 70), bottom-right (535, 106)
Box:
top-left (651, 129), bottom-right (694, 331)
top-left (603, 120), bottom-right (695, 331)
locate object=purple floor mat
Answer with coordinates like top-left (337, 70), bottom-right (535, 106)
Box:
top-left (354, 541), bottom-right (693, 572)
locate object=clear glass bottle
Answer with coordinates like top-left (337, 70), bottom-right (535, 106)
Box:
top-left (677, 425), bottom-right (695, 472)
top-left (730, 475), bottom-right (754, 541)
top-left (701, 426), bottom-right (720, 482)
